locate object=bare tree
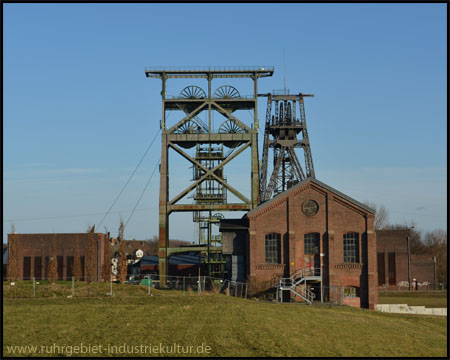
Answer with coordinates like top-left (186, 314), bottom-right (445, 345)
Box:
top-left (101, 236), bottom-right (111, 282)
top-left (117, 239), bottom-right (128, 283)
top-left (145, 235), bottom-right (192, 256)
top-left (362, 201), bottom-right (390, 230)
top-left (118, 219), bottom-right (124, 241)
top-left (146, 235), bottom-right (159, 255)
top-left (424, 229), bottom-right (447, 284)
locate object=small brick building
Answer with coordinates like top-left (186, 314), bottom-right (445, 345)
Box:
top-left (231, 178), bottom-right (378, 309)
top-left (376, 229), bottom-right (436, 289)
top-left (376, 230), bottom-right (409, 287)
top-left (6, 229), bottom-right (108, 281)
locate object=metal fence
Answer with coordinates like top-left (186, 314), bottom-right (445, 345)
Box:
top-left (146, 274), bottom-right (248, 298)
top-left (379, 282), bottom-right (447, 293)
top-left (8, 275), bottom-right (443, 303)
top-left (3, 275), bottom-right (248, 299)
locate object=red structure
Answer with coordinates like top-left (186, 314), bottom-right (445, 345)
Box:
top-left (376, 229), bottom-right (436, 289)
top-left (244, 178), bottom-right (377, 309)
top-left (6, 229), bottom-right (108, 281)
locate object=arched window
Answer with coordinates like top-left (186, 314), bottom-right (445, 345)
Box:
top-left (265, 233), bottom-right (281, 264)
top-left (343, 233), bottom-right (359, 263)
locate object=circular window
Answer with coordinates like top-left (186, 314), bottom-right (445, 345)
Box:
top-left (302, 200), bottom-right (319, 216)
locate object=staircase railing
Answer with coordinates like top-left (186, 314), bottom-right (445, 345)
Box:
top-left (277, 267), bottom-right (322, 304)
top-left (278, 277), bottom-right (315, 304)
top-left (291, 285), bottom-right (315, 304)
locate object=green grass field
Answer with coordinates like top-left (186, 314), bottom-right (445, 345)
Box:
top-left (378, 291), bottom-right (448, 308)
top-left (3, 285), bottom-right (448, 357)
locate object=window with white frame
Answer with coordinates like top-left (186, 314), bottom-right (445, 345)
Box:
top-left (265, 233), bottom-right (281, 264)
top-left (343, 232), bottom-right (359, 263)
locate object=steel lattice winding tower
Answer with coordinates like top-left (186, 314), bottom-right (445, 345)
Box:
top-left (259, 92), bottom-right (315, 202)
top-left (145, 67), bottom-right (274, 286)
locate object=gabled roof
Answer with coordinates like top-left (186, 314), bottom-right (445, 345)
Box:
top-left (248, 178), bottom-right (376, 216)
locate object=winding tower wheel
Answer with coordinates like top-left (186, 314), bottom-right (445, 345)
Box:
top-left (214, 85), bottom-right (240, 99)
top-left (179, 85), bottom-right (206, 99)
top-left (218, 120), bottom-right (245, 134)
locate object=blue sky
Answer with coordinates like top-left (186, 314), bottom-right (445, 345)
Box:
top-left (3, 3), bottom-right (447, 243)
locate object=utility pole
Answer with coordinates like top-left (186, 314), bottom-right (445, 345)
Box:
top-left (433, 256), bottom-right (437, 290)
top-left (407, 226), bottom-right (414, 291)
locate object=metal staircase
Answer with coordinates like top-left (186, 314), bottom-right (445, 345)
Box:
top-left (276, 268), bottom-right (322, 304)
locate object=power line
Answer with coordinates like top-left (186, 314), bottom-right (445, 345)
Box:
top-left (124, 158), bottom-right (161, 229)
top-left (97, 130), bottom-right (160, 228)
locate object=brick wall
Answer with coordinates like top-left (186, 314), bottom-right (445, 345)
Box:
top-left (411, 255), bottom-right (435, 286)
top-left (375, 230), bottom-right (409, 286)
top-left (7, 232), bottom-right (107, 281)
top-left (343, 297), bottom-right (361, 308)
top-left (375, 230), bottom-right (435, 288)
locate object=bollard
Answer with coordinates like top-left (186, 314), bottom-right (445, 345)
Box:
top-left (33, 277), bottom-right (36, 297)
top-left (148, 276), bottom-right (151, 296)
top-left (72, 276), bottom-right (75, 297)
top-left (183, 277), bottom-right (185, 295)
top-left (228, 280), bottom-right (231, 296)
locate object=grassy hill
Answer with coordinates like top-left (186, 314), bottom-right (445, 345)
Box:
top-left (3, 286), bottom-right (447, 357)
top-left (378, 291), bottom-right (447, 308)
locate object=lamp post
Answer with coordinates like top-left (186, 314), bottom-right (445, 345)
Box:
top-left (407, 226), bottom-right (414, 292)
top-left (433, 256), bottom-right (437, 290)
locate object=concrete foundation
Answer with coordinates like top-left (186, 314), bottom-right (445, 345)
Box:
top-left (376, 303), bottom-right (447, 316)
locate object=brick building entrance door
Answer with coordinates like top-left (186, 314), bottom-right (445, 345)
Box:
top-left (304, 233), bottom-right (320, 276)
